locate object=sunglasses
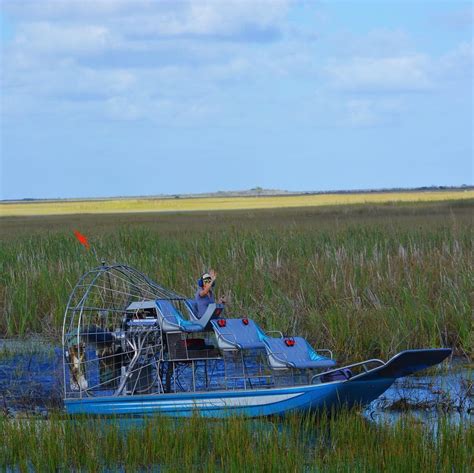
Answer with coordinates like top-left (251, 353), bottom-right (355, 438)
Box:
top-left (203, 278), bottom-right (212, 283)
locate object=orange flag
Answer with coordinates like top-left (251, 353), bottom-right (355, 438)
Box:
top-left (74, 230), bottom-right (90, 250)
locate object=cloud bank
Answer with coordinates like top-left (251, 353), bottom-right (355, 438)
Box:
top-left (2, 0), bottom-right (471, 126)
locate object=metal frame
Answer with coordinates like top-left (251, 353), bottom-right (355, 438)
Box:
top-left (62, 263), bottom-right (338, 401)
top-left (311, 359), bottom-right (385, 384)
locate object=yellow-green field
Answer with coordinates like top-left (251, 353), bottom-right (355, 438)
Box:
top-left (1, 190), bottom-right (473, 216)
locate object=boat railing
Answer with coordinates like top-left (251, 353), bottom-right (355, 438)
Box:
top-left (267, 350), bottom-right (289, 366)
top-left (311, 358), bottom-right (385, 384)
top-left (214, 329), bottom-right (239, 350)
top-left (315, 349), bottom-right (333, 359)
top-left (265, 330), bottom-right (284, 338)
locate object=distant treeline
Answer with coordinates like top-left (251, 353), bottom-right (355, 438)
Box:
top-left (2, 184), bottom-right (473, 204)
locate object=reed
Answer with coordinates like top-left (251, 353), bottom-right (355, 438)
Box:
top-left (0, 201), bottom-right (472, 361)
top-left (0, 410), bottom-right (471, 471)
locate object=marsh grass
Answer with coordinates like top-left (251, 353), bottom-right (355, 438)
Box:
top-left (0, 201), bottom-right (472, 361)
top-left (0, 338), bottom-right (55, 360)
top-left (1, 409), bottom-right (472, 471)
top-left (2, 189), bottom-right (473, 217)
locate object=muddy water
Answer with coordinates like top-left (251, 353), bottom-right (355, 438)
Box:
top-left (0, 339), bottom-right (472, 424)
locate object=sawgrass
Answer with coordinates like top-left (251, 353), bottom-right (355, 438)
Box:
top-left (0, 201), bottom-right (472, 361)
top-left (1, 189), bottom-right (473, 216)
top-left (1, 410), bottom-right (471, 471)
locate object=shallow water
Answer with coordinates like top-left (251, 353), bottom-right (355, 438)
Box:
top-left (363, 362), bottom-right (473, 426)
top-left (1, 339), bottom-right (472, 425)
top-left (0, 340), bottom-right (63, 415)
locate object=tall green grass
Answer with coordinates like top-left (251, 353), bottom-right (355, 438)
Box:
top-left (1, 410), bottom-right (471, 471)
top-left (0, 202), bottom-right (472, 361)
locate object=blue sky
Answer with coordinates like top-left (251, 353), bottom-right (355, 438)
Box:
top-left (1, 0), bottom-right (472, 199)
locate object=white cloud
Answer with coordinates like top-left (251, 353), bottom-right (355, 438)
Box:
top-left (330, 28), bottom-right (414, 58)
top-left (343, 98), bottom-right (404, 127)
top-left (1, 1), bottom-right (471, 127)
top-left (1, 0), bottom-right (305, 123)
top-left (438, 41), bottom-right (473, 81)
top-left (14, 22), bottom-right (115, 55)
top-left (322, 38), bottom-right (472, 127)
top-left (325, 54), bottom-right (433, 92)
top-left (4, 0), bottom-right (292, 39)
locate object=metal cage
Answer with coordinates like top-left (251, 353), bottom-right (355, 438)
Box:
top-left (62, 263), bottom-right (185, 398)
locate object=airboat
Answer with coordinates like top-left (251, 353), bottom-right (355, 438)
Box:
top-left (63, 263), bottom-right (451, 418)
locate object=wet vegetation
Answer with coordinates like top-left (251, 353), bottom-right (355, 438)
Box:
top-left (1, 200), bottom-right (472, 471)
top-left (1, 200), bottom-right (472, 362)
top-left (1, 410), bottom-right (472, 472)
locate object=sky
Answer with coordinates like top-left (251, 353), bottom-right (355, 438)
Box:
top-left (0, 0), bottom-right (472, 200)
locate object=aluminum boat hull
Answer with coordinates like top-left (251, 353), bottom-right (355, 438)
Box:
top-left (64, 349), bottom-right (451, 418)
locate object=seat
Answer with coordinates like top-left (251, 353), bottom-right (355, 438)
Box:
top-left (263, 337), bottom-right (337, 370)
top-left (184, 300), bottom-right (225, 330)
top-left (185, 299), bottom-right (199, 317)
top-left (155, 300), bottom-right (203, 333)
top-left (210, 318), bottom-right (266, 351)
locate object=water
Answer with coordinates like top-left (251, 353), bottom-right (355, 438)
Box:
top-left (363, 362), bottom-right (473, 426)
top-left (0, 340), bottom-right (63, 416)
top-left (1, 339), bottom-right (472, 425)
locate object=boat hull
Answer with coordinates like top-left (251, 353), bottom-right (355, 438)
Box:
top-left (64, 349), bottom-right (451, 418)
top-left (65, 377), bottom-right (398, 418)
top-left (65, 383), bottom-right (348, 418)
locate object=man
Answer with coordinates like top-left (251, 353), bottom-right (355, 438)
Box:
top-left (194, 269), bottom-right (225, 318)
